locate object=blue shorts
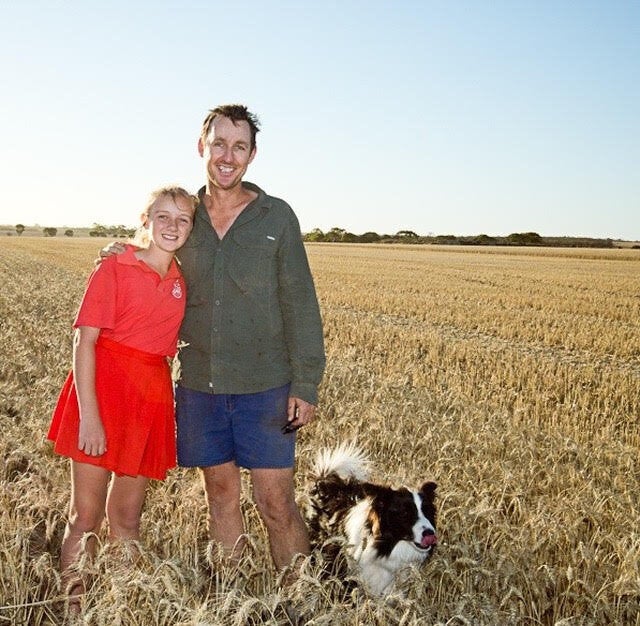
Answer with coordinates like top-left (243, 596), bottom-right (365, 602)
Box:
top-left (175, 384), bottom-right (295, 469)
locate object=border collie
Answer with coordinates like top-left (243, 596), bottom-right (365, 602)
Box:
top-left (304, 443), bottom-right (437, 596)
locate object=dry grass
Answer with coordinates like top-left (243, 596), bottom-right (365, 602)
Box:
top-left (1, 238), bottom-right (639, 625)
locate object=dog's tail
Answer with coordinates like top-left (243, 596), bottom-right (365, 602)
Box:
top-left (312, 442), bottom-right (371, 482)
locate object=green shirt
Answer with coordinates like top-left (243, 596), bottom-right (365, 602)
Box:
top-left (176, 182), bottom-right (325, 405)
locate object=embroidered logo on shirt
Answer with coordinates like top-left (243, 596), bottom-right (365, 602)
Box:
top-left (172, 280), bottom-right (183, 299)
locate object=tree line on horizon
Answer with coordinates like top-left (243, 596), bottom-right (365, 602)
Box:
top-left (302, 227), bottom-right (625, 248)
top-left (12, 223), bottom-right (136, 238)
top-left (8, 223), bottom-right (631, 249)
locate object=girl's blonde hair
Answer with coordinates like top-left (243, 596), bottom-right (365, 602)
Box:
top-left (132, 186), bottom-right (197, 248)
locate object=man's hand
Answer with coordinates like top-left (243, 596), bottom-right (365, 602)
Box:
top-left (284, 397), bottom-right (316, 432)
top-left (97, 241), bottom-right (127, 262)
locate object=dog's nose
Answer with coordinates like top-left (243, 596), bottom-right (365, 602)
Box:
top-left (420, 528), bottom-right (437, 547)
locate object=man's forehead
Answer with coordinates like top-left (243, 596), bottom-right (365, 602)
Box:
top-left (206, 116), bottom-right (252, 143)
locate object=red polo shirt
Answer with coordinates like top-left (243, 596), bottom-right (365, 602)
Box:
top-left (74, 245), bottom-right (186, 356)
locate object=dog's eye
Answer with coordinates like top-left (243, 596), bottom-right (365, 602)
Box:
top-left (421, 501), bottom-right (436, 518)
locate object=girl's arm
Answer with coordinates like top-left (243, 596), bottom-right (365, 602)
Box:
top-left (73, 326), bottom-right (106, 456)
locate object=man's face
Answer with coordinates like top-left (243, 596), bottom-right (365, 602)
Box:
top-left (200, 115), bottom-right (256, 191)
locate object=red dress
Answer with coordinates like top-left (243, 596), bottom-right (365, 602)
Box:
top-left (47, 247), bottom-right (186, 480)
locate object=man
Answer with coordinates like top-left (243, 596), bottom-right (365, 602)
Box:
top-left (174, 105), bottom-right (325, 571)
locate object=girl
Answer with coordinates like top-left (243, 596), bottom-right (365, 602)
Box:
top-left (47, 186), bottom-right (196, 606)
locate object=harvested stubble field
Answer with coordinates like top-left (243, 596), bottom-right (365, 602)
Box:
top-left (1, 238), bottom-right (639, 626)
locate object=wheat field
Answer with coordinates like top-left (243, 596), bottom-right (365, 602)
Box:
top-left (1, 238), bottom-right (639, 625)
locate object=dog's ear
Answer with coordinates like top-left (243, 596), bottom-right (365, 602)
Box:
top-left (420, 481), bottom-right (437, 501)
top-left (363, 484), bottom-right (394, 516)
top-left (420, 482), bottom-right (437, 528)
top-left (365, 486), bottom-right (398, 539)
top-left (362, 482), bottom-right (387, 500)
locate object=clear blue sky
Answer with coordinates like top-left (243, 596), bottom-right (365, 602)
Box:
top-left (1, 1), bottom-right (638, 239)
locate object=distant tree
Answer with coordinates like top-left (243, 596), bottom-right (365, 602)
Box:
top-left (304, 228), bottom-right (325, 242)
top-left (120, 226), bottom-right (136, 238)
top-left (434, 235), bottom-right (459, 244)
top-left (89, 223), bottom-right (108, 237)
top-left (507, 232), bottom-right (542, 245)
top-left (325, 227), bottom-right (346, 242)
top-left (521, 232), bottom-right (542, 244)
top-left (395, 230), bottom-right (419, 239)
top-left (15, 224), bottom-right (25, 236)
top-left (64, 229), bottom-right (74, 237)
top-left (358, 231), bottom-right (381, 243)
top-left (472, 234), bottom-right (498, 245)
top-left (341, 231), bottom-right (358, 243)
top-left (43, 227), bottom-right (57, 237)
top-left (107, 224), bottom-right (134, 238)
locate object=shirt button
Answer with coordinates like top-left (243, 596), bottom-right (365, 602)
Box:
top-left (215, 300), bottom-right (220, 305)
top-left (213, 327), bottom-right (218, 333)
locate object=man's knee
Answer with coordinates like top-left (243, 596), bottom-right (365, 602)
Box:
top-left (253, 480), bottom-right (298, 526)
top-left (202, 465), bottom-right (242, 513)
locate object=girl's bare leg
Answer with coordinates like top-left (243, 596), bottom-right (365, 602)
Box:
top-left (105, 473), bottom-right (149, 560)
top-left (60, 461), bottom-right (110, 605)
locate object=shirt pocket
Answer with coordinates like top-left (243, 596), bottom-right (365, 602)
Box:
top-left (228, 230), bottom-right (278, 295)
top-left (178, 226), bottom-right (215, 292)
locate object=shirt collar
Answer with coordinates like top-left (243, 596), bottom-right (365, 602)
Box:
top-left (195, 181), bottom-right (269, 230)
top-left (117, 244), bottom-right (181, 279)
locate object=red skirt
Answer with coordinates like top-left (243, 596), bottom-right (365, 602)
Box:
top-left (48, 336), bottom-right (176, 480)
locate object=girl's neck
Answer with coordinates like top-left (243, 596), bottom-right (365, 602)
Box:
top-left (135, 245), bottom-right (173, 278)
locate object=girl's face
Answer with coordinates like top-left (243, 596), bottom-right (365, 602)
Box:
top-left (144, 195), bottom-right (194, 253)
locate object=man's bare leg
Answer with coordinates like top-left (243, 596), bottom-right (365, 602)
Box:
top-left (201, 462), bottom-right (246, 562)
top-left (251, 467), bottom-right (310, 570)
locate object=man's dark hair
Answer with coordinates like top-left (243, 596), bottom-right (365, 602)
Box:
top-left (200, 104), bottom-right (261, 151)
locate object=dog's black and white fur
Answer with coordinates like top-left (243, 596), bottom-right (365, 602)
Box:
top-left (304, 443), bottom-right (437, 596)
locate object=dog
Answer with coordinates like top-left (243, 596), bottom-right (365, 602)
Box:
top-left (303, 443), bottom-right (437, 596)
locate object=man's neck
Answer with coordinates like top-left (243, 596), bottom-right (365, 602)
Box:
top-left (203, 182), bottom-right (257, 238)
top-left (204, 182), bottom-right (252, 213)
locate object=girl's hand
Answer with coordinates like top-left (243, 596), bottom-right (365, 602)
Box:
top-left (78, 414), bottom-right (107, 456)
top-left (73, 326), bottom-right (104, 456)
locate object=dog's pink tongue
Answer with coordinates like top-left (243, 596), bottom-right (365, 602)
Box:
top-left (421, 534), bottom-right (437, 547)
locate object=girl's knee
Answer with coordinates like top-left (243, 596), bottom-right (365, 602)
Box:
top-left (105, 476), bottom-right (147, 537)
top-left (67, 509), bottom-right (104, 536)
top-left (106, 504), bottom-right (141, 537)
